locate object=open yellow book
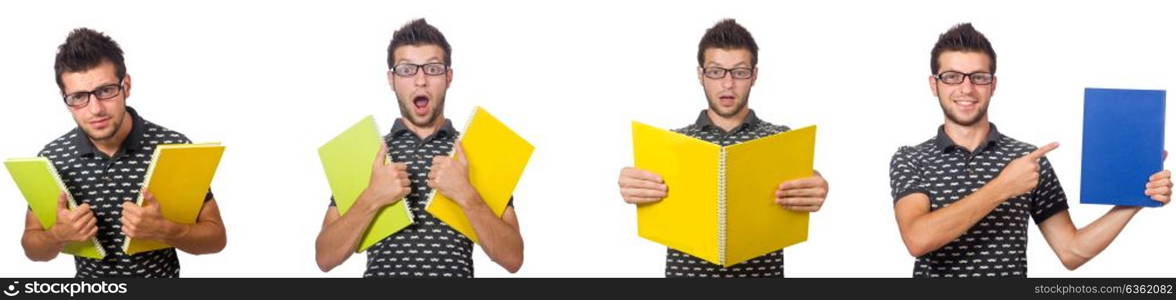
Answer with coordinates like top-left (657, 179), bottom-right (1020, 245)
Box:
top-left (426, 107), bottom-right (533, 244)
top-left (319, 116), bottom-right (413, 252)
top-left (122, 143), bottom-right (225, 255)
top-left (631, 121), bottom-right (816, 267)
top-left (5, 157), bottom-right (106, 259)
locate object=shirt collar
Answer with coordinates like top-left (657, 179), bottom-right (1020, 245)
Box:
top-left (933, 123), bottom-right (1003, 153)
top-left (389, 118), bottom-right (457, 141)
top-left (73, 106), bottom-right (147, 157)
top-left (692, 109), bottom-right (761, 133)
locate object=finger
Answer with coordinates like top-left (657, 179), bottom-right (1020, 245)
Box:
top-left (1151, 194), bottom-right (1170, 204)
top-left (619, 178), bottom-right (667, 191)
top-left (1027, 142), bottom-right (1060, 160)
top-left (454, 144), bottom-right (468, 166)
top-left (782, 204), bottom-right (822, 212)
top-left (776, 197), bottom-right (825, 207)
top-left (625, 196), bottom-right (664, 204)
top-left (83, 226), bottom-right (98, 239)
top-left (426, 179), bottom-right (438, 189)
top-left (373, 143), bottom-right (389, 167)
top-left (121, 201), bottom-right (137, 213)
top-left (392, 162), bottom-right (408, 171)
top-left (69, 204), bottom-right (91, 220)
top-left (57, 192), bottom-right (69, 211)
top-left (622, 188), bottom-right (667, 199)
top-left (622, 167), bottom-right (663, 183)
top-left (143, 190), bottom-right (158, 205)
top-left (778, 177), bottom-right (824, 190)
top-left (1149, 170), bottom-right (1171, 181)
top-left (1146, 178), bottom-right (1171, 189)
top-left (1146, 186), bottom-right (1170, 196)
top-left (776, 187), bottom-right (827, 198)
top-left (82, 215), bottom-right (97, 231)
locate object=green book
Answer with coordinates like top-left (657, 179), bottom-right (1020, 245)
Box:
top-left (318, 116), bottom-right (414, 252)
top-left (4, 157), bottom-right (106, 259)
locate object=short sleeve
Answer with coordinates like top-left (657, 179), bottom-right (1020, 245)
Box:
top-left (890, 146), bottom-right (930, 204)
top-left (1030, 157), bottom-right (1069, 224)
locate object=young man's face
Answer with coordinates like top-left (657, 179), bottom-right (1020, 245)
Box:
top-left (698, 48), bottom-right (756, 118)
top-left (388, 44), bottom-right (452, 128)
top-left (60, 61), bottom-right (131, 142)
top-left (929, 51), bottom-right (996, 127)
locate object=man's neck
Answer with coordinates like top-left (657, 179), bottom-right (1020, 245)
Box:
top-left (91, 113), bottom-right (133, 157)
top-left (403, 115), bottom-right (446, 139)
top-left (943, 118), bottom-right (991, 152)
top-left (706, 108), bottom-right (750, 133)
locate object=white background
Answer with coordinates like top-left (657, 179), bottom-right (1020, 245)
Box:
top-left (0, 0), bottom-right (1173, 277)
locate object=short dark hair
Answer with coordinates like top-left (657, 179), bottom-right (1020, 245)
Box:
top-left (387, 19), bottom-right (452, 69)
top-left (930, 23), bottom-right (996, 74)
top-left (697, 19), bottom-right (758, 67)
top-left (54, 28), bottom-right (126, 92)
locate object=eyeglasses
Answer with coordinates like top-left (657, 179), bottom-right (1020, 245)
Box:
top-left (935, 71), bottom-right (994, 85)
top-left (62, 80), bottom-right (124, 108)
top-left (701, 66), bottom-right (754, 80)
top-left (390, 63), bottom-right (448, 77)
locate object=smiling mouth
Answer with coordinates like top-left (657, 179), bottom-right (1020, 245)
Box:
top-left (953, 99), bottom-right (978, 107)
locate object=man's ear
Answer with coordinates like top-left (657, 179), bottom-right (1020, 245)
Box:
top-left (749, 67), bottom-right (758, 87)
top-left (122, 74), bottom-right (132, 99)
top-left (928, 75), bottom-right (938, 97)
top-left (387, 70), bottom-right (397, 92)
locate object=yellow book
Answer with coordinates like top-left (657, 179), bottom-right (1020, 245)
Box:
top-left (122, 143), bottom-right (225, 255)
top-left (4, 157), bottom-right (106, 259)
top-left (318, 116), bottom-right (413, 252)
top-left (631, 121), bottom-right (816, 267)
top-left (426, 107), bottom-right (533, 244)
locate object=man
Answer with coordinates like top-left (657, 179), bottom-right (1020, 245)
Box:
top-left (314, 19), bottom-right (524, 278)
top-left (20, 28), bottom-right (227, 278)
top-left (889, 23), bottom-right (1172, 277)
top-left (617, 19), bottom-right (830, 278)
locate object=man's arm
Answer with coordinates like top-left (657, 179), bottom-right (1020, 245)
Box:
top-left (429, 145), bottom-right (524, 273)
top-left (1038, 169), bottom-right (1171, 270)
top-left (315, 143), bottom-right (411, 272)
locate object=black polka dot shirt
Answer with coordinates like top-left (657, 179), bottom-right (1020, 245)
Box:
top-left (330, 118), bottom-right (513, 278)
top-left (889, 124), bottom-right (1068, 278)
top-left (38, 107), bottom-right (212, 278)
top-left (663, 109), bottom-right (792, 278)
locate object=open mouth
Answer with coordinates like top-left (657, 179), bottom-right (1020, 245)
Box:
top-left (718, 95), bottom-right (736, 107)
top-left (412, 95), bottom-right (429, 115)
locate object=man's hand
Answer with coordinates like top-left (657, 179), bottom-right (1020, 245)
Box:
top-left (359, 143), bottom-right (411, 210)
top-left (121, 190), bottom-right (183, 241)
top-left (49, 192), bottom-right (97, 244)
top-left (428, 144), bottom-right (480, 207)
top-left (992, 142), bottom-right (1058, 198)
top-left (618, 167), bottom-right (667, 204)
top-left (775, 171), bottom-right (829, 212)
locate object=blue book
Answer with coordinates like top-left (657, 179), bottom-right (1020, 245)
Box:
top-left (1080, 88), bottom-right (1166, 207)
